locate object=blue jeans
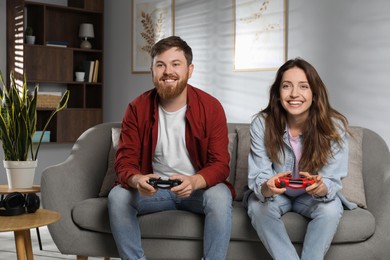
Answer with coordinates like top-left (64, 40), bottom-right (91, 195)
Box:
top-left (247, 192), bottom-right (343, 260)
top-left (108, 183), bottom-right (232, 260)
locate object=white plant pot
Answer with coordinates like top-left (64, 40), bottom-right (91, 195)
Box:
top-left (3, 160), bottom-right (38, 189)
top-left (26, 35), bottom-right (36, 44)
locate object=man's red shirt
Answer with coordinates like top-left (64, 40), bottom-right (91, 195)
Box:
top-left (115, 84), bottom-right (235, 198)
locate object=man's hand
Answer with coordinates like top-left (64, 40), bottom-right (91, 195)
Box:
top-left (127, 173), bottom-right (160, 197)
top-left (170, 174), bottom-right (207, 198)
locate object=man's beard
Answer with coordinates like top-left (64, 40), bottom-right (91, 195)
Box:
top-left (154, 73), bottom-right (189, 100)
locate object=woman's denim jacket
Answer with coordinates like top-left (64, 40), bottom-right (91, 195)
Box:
top-left (247, 115), bottom-right (357, 210)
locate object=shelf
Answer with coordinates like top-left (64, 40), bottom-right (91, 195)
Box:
top-left (7, 0), bottom-right (104, 143)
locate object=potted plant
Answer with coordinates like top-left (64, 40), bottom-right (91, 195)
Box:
top-left (0, 71), bottom-right (70, 188)
top-left (25, 26), bottom-right (35, 44)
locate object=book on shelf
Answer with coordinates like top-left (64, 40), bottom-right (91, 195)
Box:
top-left (92, 59), bottom-right (99, 83)
top-left (46, 40), bottom-right (68, 47)
top-left (80, 59), bottom-right (100, 83)
top-left (88, 61), bottom-right (95, 82)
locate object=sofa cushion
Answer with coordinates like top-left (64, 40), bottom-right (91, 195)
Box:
top-left (228, 132), bottom-right (238, 184)
top-left (341, 127), bottom-right (367, 208)
top-left (72, 198), bottom-right (375, 243)
top-left (233, 125), bottom-right (367, 208)
top-left (234, 125), bottom-right (251, 200)
top-left (72, 198), bottom-right (205, 239)
top-left (73, 198), bottom-right (111, 233)
top-left (99, 127), bottom-right (121, 197)
top-left (231, 201), bottom-right (375, 243)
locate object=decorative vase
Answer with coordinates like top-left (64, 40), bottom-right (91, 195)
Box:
top-left (3, 160), bottom-right (38, 189)
top-left (75, 71), bottom-right (85, 82)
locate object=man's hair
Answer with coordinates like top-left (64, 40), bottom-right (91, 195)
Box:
top-left (150, 36), bottom-right (193, 65)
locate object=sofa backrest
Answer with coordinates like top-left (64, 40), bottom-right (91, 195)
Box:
top-left (99, 123), bottom-right (367, 208)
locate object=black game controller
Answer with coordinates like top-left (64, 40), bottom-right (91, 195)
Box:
top-left (147, 178), bottom-right (182, 189)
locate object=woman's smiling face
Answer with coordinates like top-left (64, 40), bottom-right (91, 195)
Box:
top-left (279, 67), bottom-right (313, 122)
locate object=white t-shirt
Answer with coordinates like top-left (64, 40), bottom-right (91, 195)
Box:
top-left (152, 105), bottom-right (196, 178)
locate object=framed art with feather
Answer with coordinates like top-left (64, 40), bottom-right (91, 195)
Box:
top-left (234, 0), bottom-right (286, 71)
top-left (132, 0), bottom-right (174, 73)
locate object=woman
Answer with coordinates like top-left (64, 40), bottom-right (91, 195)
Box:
top-left (246, 58), bottom-right (353, 260)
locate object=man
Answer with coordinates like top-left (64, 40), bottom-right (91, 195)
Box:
top-left (108, 36), bottom-right (235, 260)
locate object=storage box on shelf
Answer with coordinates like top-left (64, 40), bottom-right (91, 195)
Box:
top-left (32, 131), bottom-right (50, 143)
top-left (36, 92), bottom-right (63, 109)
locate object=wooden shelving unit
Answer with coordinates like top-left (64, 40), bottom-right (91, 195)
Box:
top-left (6, 0), bottom-right (104, 143)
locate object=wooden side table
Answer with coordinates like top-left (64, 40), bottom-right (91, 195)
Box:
top-left (0, 185), bottom-right (43, 249)
top-left (0, 185), bottom-right (41, 194)
top-left (0, 208), bottom-right (61, 260)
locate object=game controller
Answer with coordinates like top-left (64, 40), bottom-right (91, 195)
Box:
top-left (275, 176), bottom-right (315, 189)
top-left (147, 178), bottom-right (182, 189)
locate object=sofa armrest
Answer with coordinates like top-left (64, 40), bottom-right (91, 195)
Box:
top-left (360, 128), bottom-right (390, 257)
top-left (40, 122), bottom-right (121, 253)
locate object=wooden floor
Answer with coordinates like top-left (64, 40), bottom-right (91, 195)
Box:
top-left (0, 226), bottom-right (120, 260)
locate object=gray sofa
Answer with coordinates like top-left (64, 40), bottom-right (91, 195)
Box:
top-left (41, 122), bottom-right (390, 260)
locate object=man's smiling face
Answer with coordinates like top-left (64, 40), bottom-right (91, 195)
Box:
top-left (151, 47), bottom-right (194, 100)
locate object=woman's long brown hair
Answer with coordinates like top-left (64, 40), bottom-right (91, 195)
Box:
top-left (260, 58), bottom-right (349, 173)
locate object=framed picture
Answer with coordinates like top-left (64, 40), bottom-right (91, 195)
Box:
top-left (234, 0), bottom-right (286, 71)
top-left (132, 0), bottom-right (174, 73)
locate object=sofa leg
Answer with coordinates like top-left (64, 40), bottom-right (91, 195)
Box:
top-left (104, 258), bottom-right (110, 260)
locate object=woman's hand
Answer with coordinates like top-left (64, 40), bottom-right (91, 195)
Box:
top-left (300, 172), bottom-right (328, 197)
top-left (261, 171), bottom-right (291, 197)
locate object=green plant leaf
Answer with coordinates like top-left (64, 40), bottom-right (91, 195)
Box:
top-left (0, 70), bottom-right (69, 161)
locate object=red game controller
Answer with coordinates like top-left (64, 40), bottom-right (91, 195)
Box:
top-left (275, 176), bottom-right (315, 189)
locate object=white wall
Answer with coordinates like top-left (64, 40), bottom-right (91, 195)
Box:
top-left (1, 0), bottom-right (389, 184)
top-left (288, 0), bottom-right (390, 147)
top-left (104, 0), bottom-right (275, 124)
top-left (104, 0), bottom-right (390, 148)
